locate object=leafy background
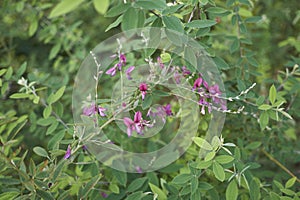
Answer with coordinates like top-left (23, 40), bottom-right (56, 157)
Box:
top-left (0, 0), bottom-right (299, 199)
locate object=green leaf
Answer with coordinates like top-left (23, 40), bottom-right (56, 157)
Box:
top-left (259, 111), bottom-right (269, 130)
top-left (36, 189), bottom-right (55, 200)
top-left (47, 86), bottom-right (66, 104)
top-left (213, 161), bottom-right (225, 182)
top-left (213, 57), bottom-right (230, 70)
top-left (46, 120), bottom-right (59, 135)
top-left (269, 84), bottom-right (277, 105)
top-left (105, 3), bottom-right (130, 17)
top-left (192, 137), bottom-right (213, 151)
top-left (245, 16), bottom-right (262, 23)
top-left (285, 177), bottom-right (297, 189)
top-left (204, 151), bottom-right (216, 161)
top-left (81, 175), bottom-right (102, 198)
top-left (127, 177), bottom-right (148, 193)
top-left (190, 177), bottom-right (199, 195)
top-left (33, 146), bottom-right (48, 157)
top-left (226, 180), bottom-right (238, 200)
top-left (258, 104), bottom-right (272, 110)
top-left (49, 43), bottom-right (61, 60)
top-left (0, 69), bottom-right (7, 76)
top-left (249, 178), bottom-right (260, 200)
top-left (10, 93), bottom-right (31, 99)
top-left (172, 174), bottom-right (192, 185)
top-left (112, 169), bottom-right (127, 187)
top-left (93, 0), bottom-right (109, 15)
top-left (121, 7), bottom-right (138, 32)
top-left (16, 62), bottom-right (27, 77)
top-left (4, 67), bottom-right (13, 79)
top-left (52, 160), bottom-right (66, 181)
top-left (230, 38), bottom-right (240, 54)
top-left (199, 182), bottom-right (213, 190)
top-left (149, 183), bottom-right (167, 200)
top-left (215, 155), bottom-right (234, 164)
top-left (162, 16), bottom-right (184, 33)
top-left (142, 94), bottom-right (152, 109)
top-left (160, 52), bottom-right (171, 63)
top-left (105, 15), bottom-right (123, 32)
top-left (135, 0), bottom-right (167, 10)
top-left (43, 105), bottom-right (52, 119)
top-left (126, 191), bottom-right (144, 200)
top-left (184, 46), bottom-right (197, 68)
top-left (206, 7), bottom-right (229, 14)
top-left (245, 142), bottom-right (262, 150)
top-left (186, 20), bottom-right (217, 28)
top-left (109, 183), bottom-right (119, 194)
top-left (0, 178), bottom-right (21, 185)
top-left (48, 130), bottom-right (65, 149)
top-left (37, 116), bottom-right (56, 126)
top-left (29, 18), bottom-right (38, 36)
top-left (49, 0), bottom-right (85, 18)
top-left (0, 192), bottom-right (19, 200)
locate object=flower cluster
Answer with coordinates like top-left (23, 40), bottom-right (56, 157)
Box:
top-left (82, 103), bottom-right (106, 117)
top-left (123, 111), bottom-right (153, 137)
top-left (192, 74), bottom-right (227, 114)
top-left (106, 53), bottom-right (135, 80)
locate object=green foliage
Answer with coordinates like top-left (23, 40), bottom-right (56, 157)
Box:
top-left (0, 0), bottom-right (299, 199)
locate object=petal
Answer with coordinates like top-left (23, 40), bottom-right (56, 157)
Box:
top-left (134, 111), bottom-right (142, 122)
top-left (123, 117), bottom-right (133, 127)
top-left (106, 66), bottom-right (116, 76)
top-left (126, 66), bottom-right (135, 73)
top-left (127, 127), bottom-right (132, 137)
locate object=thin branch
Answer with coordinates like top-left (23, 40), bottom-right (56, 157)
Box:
top-left (261, 149), bottom-right (300, 183)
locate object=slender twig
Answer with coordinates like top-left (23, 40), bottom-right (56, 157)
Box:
top-left (261, 149), bottom-right (300, 183)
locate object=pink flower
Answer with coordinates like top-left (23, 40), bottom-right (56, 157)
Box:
top-left (123, 111), bottom-right (152, 136)
top-left (106, 54), bottom-right (127, 76)
top-left (157, 57), bottom-right (164, 68)
top-left (64, 145), bottom-right (71, 159)
top-left (126, 66), bottom-right (135, 80)
top-left (135, 166), bottom-right (143, 173)
top-left (163, 104), bottom-right (173, 116)
top-left (120, 53), bottom-right (126, 65)
top-left (139, 83), bottom-right (148, 100)
top-left (123, 117), bottom-right (135, 137)
top-left (198, 97), bottom-right (211, 115)
top-left (181, 66), bottom-right (191, 76)
top-left (83, 103), bottom-right (106, 117)
top-left (192, 77), bottom-right (203, 91)
top-left (174, 71), bottom-right (181, 84)
top-left (106, 66), bottom-right (117, 76)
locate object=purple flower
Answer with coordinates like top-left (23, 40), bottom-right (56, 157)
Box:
top-left (101, 192), bottom-right (108, 198)
top-left (163, 104), bottom-right (173, 116)
top-left (181, 66), bottom-right (191, 76)
top-left (82, 145), bottom-right (88, 151)
top-left (120, 54), bottom-right (126, 65)
top-left (139, 83), bottom-right (148, 100)
top-left (192, 77), bottom-right (203, 91)
top-left (125, 66), bottom-right (135, 80)
top-left (64, 145), bottom-right (71, 159)
top-left (83, 103), bottom-right (106, 117)
top-left (198, 97), bottom-right (211, 115)
top-left (106, 54), bottom-right (127, 76)
top-left (157, 57), bottom-right (164, 68)
top-left (209, 84), bottom-right (222, 104)
top-left (98, 107), bottom-right (106, 117)
top-left (106, 66), bottom-right (117, 76)
top-left (123, 117), bottom-right (135, 137)
top-left (123, 111), bottom-right (152, 136)
top-left (174, 71), bottom-right (181, 84)
top-left (135, 166), bottom-right (143, 173)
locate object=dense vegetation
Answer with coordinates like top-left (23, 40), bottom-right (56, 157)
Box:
top-left (0, 0), bottom-right (299, 199)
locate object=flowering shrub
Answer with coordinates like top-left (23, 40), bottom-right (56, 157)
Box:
top-left (0, 0), bottom-right (299, 199)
